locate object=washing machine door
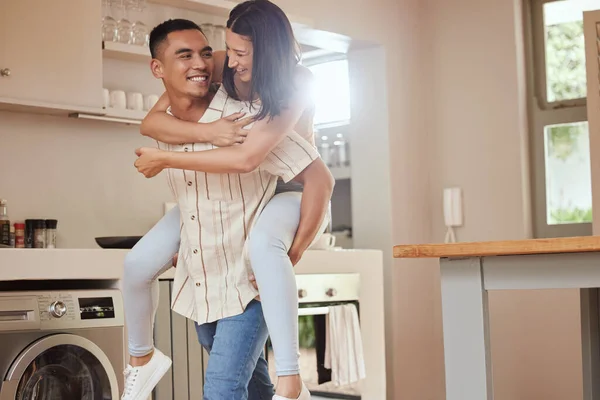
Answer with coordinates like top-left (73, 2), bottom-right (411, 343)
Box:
top-left (0, 333), bottom-right (119, 400)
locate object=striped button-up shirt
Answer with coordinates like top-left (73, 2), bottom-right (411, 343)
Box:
top-left (159, 86), bottom-right (320, 324)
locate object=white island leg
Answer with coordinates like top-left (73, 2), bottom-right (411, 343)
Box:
top-left (440, 257), bottom-right (493, 400)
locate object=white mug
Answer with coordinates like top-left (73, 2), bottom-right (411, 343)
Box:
top-left (309, 233), bottom-right (336, 250)
top-left (102, 88), bottom-right (110, 108)
top-left (109, 90), bottom-right (126, 109)
top-left (127, 92), bottom-right (144, 111)
top-left (144, 94), bottom-right (160, 111)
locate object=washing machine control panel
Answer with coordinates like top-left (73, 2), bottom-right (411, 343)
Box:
top-left (37, 293), bottom-right (77, 321)
top-left (0, 290), bottom-right (123, 330)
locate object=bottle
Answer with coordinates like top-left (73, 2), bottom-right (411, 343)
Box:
top-left (9, 225), bottom-right (15, 248)
top-left (334, 132), bottom-right (349, 167)
top-left (33, 220), bottom-right (46, 249)
top-left (0, 200), bottom-right (10, 247)
top-left (24, 220), bottom-right (35, 248)
top-left (45, 219), bottom-right (58, 249)
top-left (14, 223), bottom-right (25, 248)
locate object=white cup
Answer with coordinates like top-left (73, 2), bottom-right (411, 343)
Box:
top-left (109, 90), bottom-right (126, 109)
top-left (102, 88), bottom-right (110, 108)
top-left (144, 94), bottom-right (160, 111)
top-left (309, 233), bottom-right (336, 250)
top-left (127, 92), bottom-right (144, 111)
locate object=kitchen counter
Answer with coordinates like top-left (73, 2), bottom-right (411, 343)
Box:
top-left (0, 247), bottom-right (386, 399)
top-left (394, 236), bottom-right (600, 400)
top-left (0, 248), bottom-right (381, 281)
top-left (0, 248), bottom-right (127, 281)
top-left (393, 235), bottom-right (600, 258)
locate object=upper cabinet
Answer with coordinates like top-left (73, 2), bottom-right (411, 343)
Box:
top-left (0, 0), bottom-right (103, 110)
top-left (0, 0), bottom-right (357, 123)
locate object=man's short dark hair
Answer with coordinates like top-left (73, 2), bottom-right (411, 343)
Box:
top-left (149, 19), bottom-right (204, 59)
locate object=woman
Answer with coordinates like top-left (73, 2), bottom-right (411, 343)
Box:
top-left (125, 2), bottom-right (332, 400)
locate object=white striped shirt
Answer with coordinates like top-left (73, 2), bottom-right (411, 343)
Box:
top-left (160, 86), bottom-right (320, 324)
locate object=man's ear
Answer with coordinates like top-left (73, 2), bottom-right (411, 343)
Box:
top-left (150, 59), bottom-right (164, 79)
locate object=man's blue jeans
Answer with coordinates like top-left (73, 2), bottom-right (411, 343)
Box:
top-left (195, 299), bottom-right (274, 400)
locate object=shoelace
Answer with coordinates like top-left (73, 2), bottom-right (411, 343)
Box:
top-left (121, 366), bottom-right (139, 398)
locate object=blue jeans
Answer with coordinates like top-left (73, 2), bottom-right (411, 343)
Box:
top-left (195, 299), bottom-right (274, 400)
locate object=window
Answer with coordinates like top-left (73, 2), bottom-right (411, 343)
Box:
top-left (544, 121), bottom-right (592, 224)
top-left (303, 57), bottom-right (352, 177)
top-left (528, 0), bottom-right (595, 237)
top-left (542, 1), bottom-right (591, 102)
top-left (306, 58), bottom-right (351, 127)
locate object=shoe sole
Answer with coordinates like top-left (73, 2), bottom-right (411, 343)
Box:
top-left (130, 358), bottom-right (173, 400)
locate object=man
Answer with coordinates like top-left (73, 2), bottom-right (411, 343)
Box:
top-left (127, 19), bottom-right (333, 400)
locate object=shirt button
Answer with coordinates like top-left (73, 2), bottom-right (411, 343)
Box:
top-left (193, 249), bottom-right (198, 254)
top-left (191, 215), bottom-right (195, 220)
top-left (196, 282), bottom-right (201, 287)
top-left (187, 181), bottom-right (192, 186)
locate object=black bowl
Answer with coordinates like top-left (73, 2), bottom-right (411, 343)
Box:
top-left (95, 236), bottom-right (142, 249)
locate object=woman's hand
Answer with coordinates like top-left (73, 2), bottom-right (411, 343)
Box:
top-left (208, 112), bottom-right (254, 147)
top-left (134, 147), bottom-right (167, 178)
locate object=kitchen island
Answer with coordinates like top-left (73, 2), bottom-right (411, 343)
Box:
top-left (394, 236), bottom-right (600, 400)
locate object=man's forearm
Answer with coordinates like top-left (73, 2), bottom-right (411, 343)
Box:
top-left (140, 112), bottom-right (212, 145)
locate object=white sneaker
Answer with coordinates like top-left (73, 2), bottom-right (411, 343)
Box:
top-left (121, 348), bottom-right (172, 400)
top-left (272, 382), bottom-right (311, 400)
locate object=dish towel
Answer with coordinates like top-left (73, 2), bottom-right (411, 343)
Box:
top-left (324, 303), bottom-right (366, 386)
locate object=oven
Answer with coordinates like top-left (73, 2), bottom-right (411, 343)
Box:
top-left (266, 273), bottom-right (362, 399)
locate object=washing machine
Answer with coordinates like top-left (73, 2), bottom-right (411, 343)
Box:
top-left (0, 289), bottom-right (124, 399)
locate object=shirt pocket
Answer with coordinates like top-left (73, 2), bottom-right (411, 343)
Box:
top-left (202, 172), bottom-right (243, 202)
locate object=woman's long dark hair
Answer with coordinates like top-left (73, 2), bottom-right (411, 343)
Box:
top-left (222, 0), bottom-right (301, 121)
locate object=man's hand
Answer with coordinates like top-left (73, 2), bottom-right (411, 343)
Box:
top-left (249, 274), bottom-right (260, 301)
top-left (288, 244), bottom-right (306, 267)
top-left (249, 274), bottom-right (258, 290)
top-left (134, 147), bottom-right (166, 178)
top-left (208, 112), bottom-right (254, 147)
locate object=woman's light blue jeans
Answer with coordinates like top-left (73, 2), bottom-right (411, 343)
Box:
top-left (123, 191), bottom-right (308, 387)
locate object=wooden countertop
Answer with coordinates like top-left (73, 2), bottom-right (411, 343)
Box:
top-left (393, 236), bottom-right (600, 258)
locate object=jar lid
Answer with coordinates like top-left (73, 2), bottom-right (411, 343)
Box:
top-left (45, 219), bottom-right (58, 229)
top-left (14, 223), bottom-right (25, 229)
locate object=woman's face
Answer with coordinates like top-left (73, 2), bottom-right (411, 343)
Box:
top-left (225, 29), bottom-right (253, 83)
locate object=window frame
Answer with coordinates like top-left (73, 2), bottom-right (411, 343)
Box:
top-left (527, 0), bottom-right (592, 238)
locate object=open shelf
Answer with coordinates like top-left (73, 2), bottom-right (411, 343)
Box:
top-left (102, 41), bottom-right (151, 63)
top-left (70, 108), bottom-right (147, 125)
top-left (147, 0), bottom-right (313, 27)
top-left (0, 97), bottom-right (104, 117)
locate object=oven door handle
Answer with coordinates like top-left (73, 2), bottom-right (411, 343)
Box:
top-left (298, 306), bottom-right (329, 316)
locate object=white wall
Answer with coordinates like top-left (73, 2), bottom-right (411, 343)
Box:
top-left (0, 111), bottom-right (172, 248)
top-left (423, 0), bottom-right (583, 398)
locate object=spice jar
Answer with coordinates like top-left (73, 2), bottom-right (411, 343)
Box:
top-left (24, 220), bottom-right (35, 248)
top-left (33, 220), bottom-right (46, 249)
top-left (45, 219), bottom-right (57, 249)
top-left (14, 223), bottom-right (25, 248)
top-left (9, 225), bottom-right (14, 248)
